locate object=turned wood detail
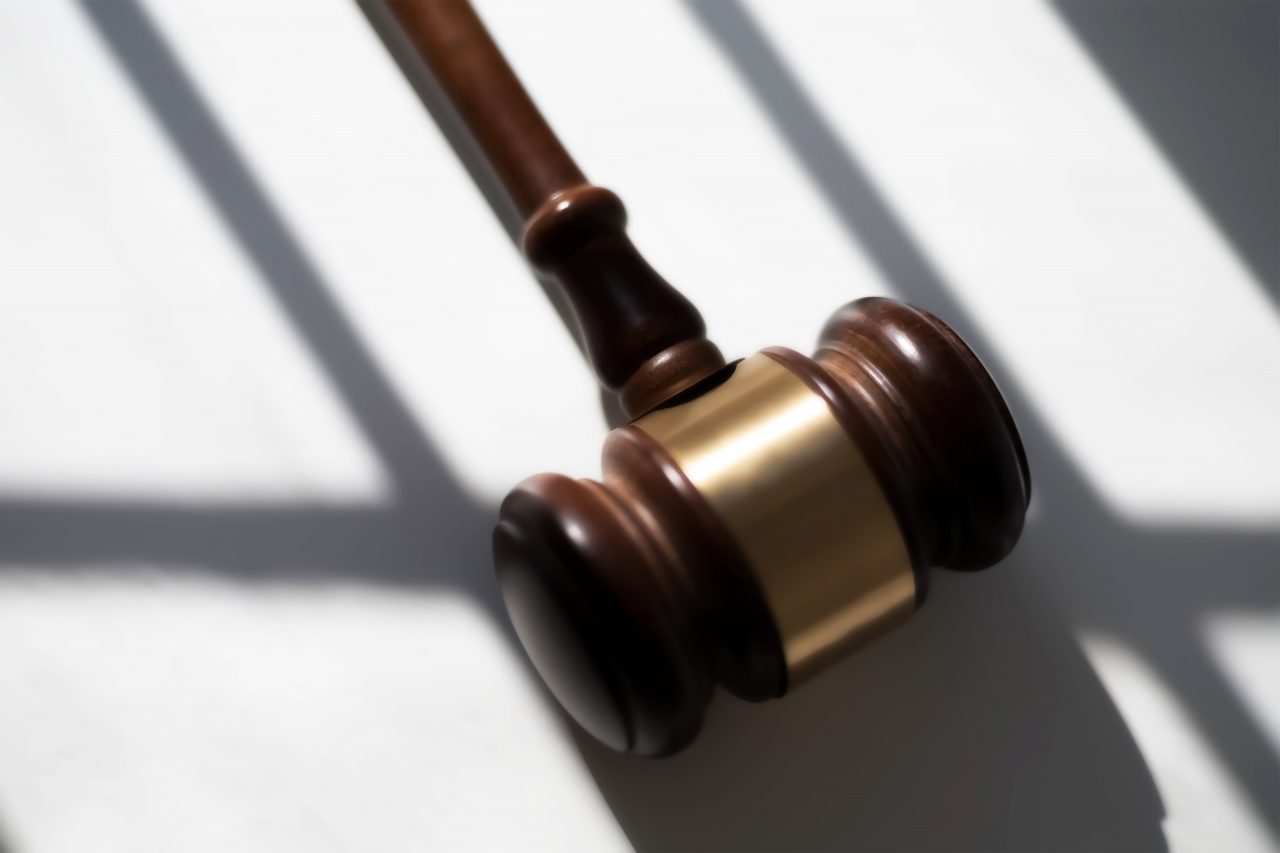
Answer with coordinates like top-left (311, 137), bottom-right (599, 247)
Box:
top-left (494, 299), bottom-right (1029, 755)
top-left (380, 2), bottom-right (1031, 757)
top-left (387, 2), bottom-right (723, 418)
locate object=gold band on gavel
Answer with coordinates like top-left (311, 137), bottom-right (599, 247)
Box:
top-left (634, 352), bottom-right (916, 683)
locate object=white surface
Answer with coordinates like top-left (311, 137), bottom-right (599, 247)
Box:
top-left (0, 1), bottom-right (1276, 851)
top-left (1083, 632), bottom-right (1274, 853)
top-left (749, 1), bottom-right (1280, 524)
top-left (0, 573), bottom-right (626, 853)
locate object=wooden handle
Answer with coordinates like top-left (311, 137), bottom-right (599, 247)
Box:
top-left (378, 2), bottom-right (1031, 758)
top-left (386, 1), bottom-right (724, 416)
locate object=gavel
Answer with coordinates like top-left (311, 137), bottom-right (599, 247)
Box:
top-left (380, 1), bottom-right (1030, 756)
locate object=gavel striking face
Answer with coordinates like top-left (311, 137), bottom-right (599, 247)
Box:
top-left (381, 2), bottom-right (1029, 756)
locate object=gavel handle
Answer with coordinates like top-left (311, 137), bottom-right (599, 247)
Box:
top-left (386, 1), bottom-right (579, 220)
top-left (385, 1), bottom-right (725, 417)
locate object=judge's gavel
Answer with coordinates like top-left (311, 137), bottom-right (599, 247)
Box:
top-left (380, 1), bottom-right (1030, 756)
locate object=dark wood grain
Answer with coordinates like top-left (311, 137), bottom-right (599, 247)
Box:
top-left (387, 2), bottom-right (723, 417)
top-left (386, 1), bottom-right (581, 219)
top-left (494, 417), bottom-right (787, 757)
top-left (494, 301), bottom-right (1029, 755)
top-left (814, 298), bottom-right (1030, 572)
top-left (381, 2), bottom-right (1030, 757)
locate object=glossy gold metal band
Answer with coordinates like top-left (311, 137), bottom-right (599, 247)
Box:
top-left (635, 352), bottom-right (916, 682)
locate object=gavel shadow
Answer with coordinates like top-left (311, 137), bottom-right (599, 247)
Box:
top-left (567, 4), bottom-right (1274, 850)
top-left (2, 2), bottom-right (1272, 851)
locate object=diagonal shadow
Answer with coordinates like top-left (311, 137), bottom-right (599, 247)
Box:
top-left (573, 2), bottom-right (1280, 849)
top-left (356, 0), bottom-right (630, 428)
top-left (2, 2), bottom-right (1274, 851)
top-left (2, 0), bottom-right (500, 614)
top-left (1052, 0), bottom-right (1280, 309)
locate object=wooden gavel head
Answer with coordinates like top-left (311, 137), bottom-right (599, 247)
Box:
top-left (494, 297), bottom-right (1029, 756)
top-left (377, 3), bottom-right (1029, 758)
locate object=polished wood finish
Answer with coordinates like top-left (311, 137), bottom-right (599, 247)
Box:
top-left (521, 185), bottom-right (726, 415)
top-left (495, 422), bottom-right (785, 756)
top-left (386, 0), bottom-right (581, 219)
top-left (494, 300), bottom-right (1029, 755)
top-left (380, 2), bottom-right (1030, 756)
top-left (815, 299), bottom-right (1030, 572)
top-left (386, 2), bottom-right (723, 417)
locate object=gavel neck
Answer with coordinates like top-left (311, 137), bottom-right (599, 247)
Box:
top-left (523, 185), bottom-right (725, 419)
top-left (386, 1), bottom-right (723, 418)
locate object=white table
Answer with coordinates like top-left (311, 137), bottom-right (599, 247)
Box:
top-left (1, 2), bottom-right (1276, 850)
